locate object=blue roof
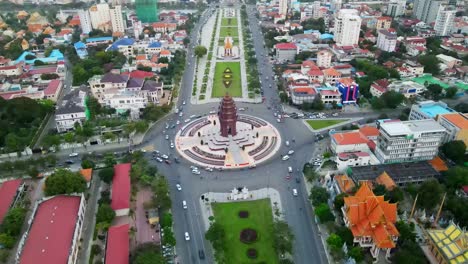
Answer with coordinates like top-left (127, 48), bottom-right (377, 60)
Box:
top-left (74, 41), bottom-right (86, 49)
top-left (420, 104), bottom-right (454, 118)
top-left (148, 42), bottom-right (162, 48)
top-left (15, 49), bottom-right (64, 64)
top-left (320, 33), bottom-right (334, 39)
top-left (86, 36), bottom-right (113, 43)
top-left (106, 38), bottom-right (135, 51)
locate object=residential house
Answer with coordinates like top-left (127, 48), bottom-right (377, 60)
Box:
top-left (323, 68), bottom-right (341, 85)
top-left (342, 183), bottom-right (399, 260)
top-left (370, 79), bottom-right (390, 97)
top-left (387, 80), bottom-right (426, 98)
top-left (106, 38), bottom-right (136, 57)
top-left (336, 151), bottom-right (372, 171)
top-left (55, 88), bottom-right (88, 133)
top-left (376, 16), bottom-right (392, 30)
top-left (274, 43), bottom-right (298, 62)
top-left (403, 61), bottom-right (424, 77)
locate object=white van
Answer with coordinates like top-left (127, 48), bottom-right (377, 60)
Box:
top-left (288, 167), bottom-right (292, 173)
top-left (183, 200), bottom-right (187, 209)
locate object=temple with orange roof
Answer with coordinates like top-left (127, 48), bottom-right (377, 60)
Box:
top-left (342, 183), bottom-right (399, 260)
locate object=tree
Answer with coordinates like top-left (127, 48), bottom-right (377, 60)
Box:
top-left (81, 159), bottom-right (95, 169)
top-left (160, 213), bottom-right (173, 229)
top-left (327, 233), bottom-right (343, 251)
top-left (44, 169), bottom-right (86, 196)
top-left (96, 203), bottom-right (116, 224)
top-left (315, 203), bottom-right (334, 223)
top-left (1, 207), bottom-right (27, 236)
top-left (395, 221), bottom-right (416, 244)
top-left (441, 140), bottom-right (466, 164)
top-left (333, 193), bottom-right (347, 210)
top-left (426, 84), bottom-right (443, 99)
top-left (42, 134), bottom-right (61, 150)
top-left (310, 186), bottom-right (330, 206)
top-left (194, 45), bottom-right (208, 58)
top-left (0, 233), bottom-right (15, 248)
top-left (99, 167), bottom-right (114, 183)
top-left (335, 226), bottom-right (354, 246)
top-left (104, 153), bottom-right (117, 168)
top-left (273, 220), bottom-right (294, 255)
top-left (444, 166), bottom-right (468, 191)
top-left (445, 87), bottom-right (458, 98)
top-left (158, 57), bottom-right (169, 63)
top-left (205, 222), bottom-right (226, 263)
top-left (152, 176), bottom-right (172, 210)
top-left (133, 250), bottom-right (165, 264)
top-left (348, 247), bottom-right (364, 262)
top-left (162, 227), bottom-right (176, 246)
top-left (381, 90), bottom-right (405, 108)
top-left (417, 180), bottom-right (444, 210)
top-left (385, 187), bottom-right (405, 203)
top-left (418, 55), bottom-right (440, 75)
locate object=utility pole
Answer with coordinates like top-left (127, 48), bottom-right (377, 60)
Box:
top-left (409, 193), bottom-right (419, 220)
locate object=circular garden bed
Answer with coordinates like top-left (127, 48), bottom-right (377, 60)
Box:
top-left (246, 248), bottom-right (258, 259)
top-left (240, 228), bottom-right (258, 244)
top-left (238, 211), bottom-right (249, 218)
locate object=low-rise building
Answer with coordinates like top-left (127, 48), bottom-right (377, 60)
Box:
top-left (375, 119), bottom-right (446, 163)
top-left (437, 54), bottom-right (463, 69)
top-left (55, 88), bottom-right (88, 133)
top-left (111, 163), bottom-right (131, 216)
top-left (16, 195), bottom-right (86, 264)
top-left (424, 222), bottom-right (468, 264)
top-left (290, 87), bottom-right (317, 105)
top-left (342, 183), bottom-right (399, 261)
top-left (403, 61), bottom-right (424, 77)
top-left (409, 100), bottom-right (456, 120)
top-left (376, 16), bottom-right (392, 30)
top-left (323, 68), bottom-right (341, 85)
top-left (104, 224), bottom-right (129, 264)
top-left (332, 174), bottom-right (356, 196)
top-left (386, 80), bottom-right (426, 98)
top-left (336, 151), bottom-right (371, 171)
top-left (370, 79), bottom-right (390, 97)
top-left (318, 88), bottom-right (341, 105)
top-left (43, 79), bottom-right (62, 102)
top-left (274, 43), bottom-right (298, 62)
top-left (331, 131), bottom-right (370, 154)
top-left (0, 63), bottom-right (23, 77)
top-left (0, 179), bottom-right (24, 224)
top-left (437, 112), bottom-right (468, 146)
top-left (336, 77), bottom-right (359, 104)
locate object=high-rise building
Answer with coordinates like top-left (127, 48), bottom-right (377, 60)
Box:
top-left (413, 0), bottom-right (443, 24)
top-left (386, 0), bottom-right (406, 17)
top-left (279, 0), bottom-right (288, 16)
top-left (78, 10), bottom-right (92, 34)
top-left (136, 0), bottom-right (159, 23)
top-left (377, 29), bottom-right (398, 52)
top-left (110, 5), bottom-right (126, 34)
top-left (375, 119), bottom-right (446, 163)
top-left (89, 3), bottom-right (111, 31)
top-left (330, 0), bottom-right (342, 11)
top-left (434, 5), bottom-right (456, 36)
top-left (334, 9), bottom-right (361, 46)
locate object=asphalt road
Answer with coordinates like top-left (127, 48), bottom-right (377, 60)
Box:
top-left (138, 3), bottom-right (329, 264)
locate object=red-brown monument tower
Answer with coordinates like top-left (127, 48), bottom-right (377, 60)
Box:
top-left (218, 94), bottom-right (237, 137)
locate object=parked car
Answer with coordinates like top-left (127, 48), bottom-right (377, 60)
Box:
top-left (282, 155), bottom-right (290, 161)
top-left (185, 232), bottom-right (190, 241)
top-left (69, 153), bottom-right (78, 157)
top-left (182, 200), bottom-right (187, 209)
top-left (199, 250), bottom-right (205, 259)
top-left (288, 150), bottom-right (295, 155)
top-left (176, 184), bottom-right (182, 191)
top-left (292, 189), bottom-right (298, 196)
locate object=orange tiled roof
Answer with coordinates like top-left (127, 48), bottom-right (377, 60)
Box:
top-left (335, 174), bottom-right (355, 194)
top-left (332, 131), bottom-right (369, 145)
top-left (323, 67), bottom-right (341, 77)
top-left (80, 168), bottom-right (93, 182)
top-left (375, 172), bottom-right (396, 190)
top-left (440, 113), bottom-right (468, 129)
top-left (359, 126), bottom-right (380, 137)
top-left (160, 49), bottom-right (171, 55)
top-left (343, 183), bottom-right (399, 249)
top-left (136, 55), bottom-right (147, 61)
top-left (429, 156), bottom-right (448, 172)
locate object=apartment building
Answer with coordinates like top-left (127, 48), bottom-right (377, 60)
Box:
top-left (377, 29), bottom-right (397, 52)
top-left (110, 5), bottom-right (126, 34)
top-left (375, 119), bottom-right (446, 163)
top-left (434, 5), bottom-right (456, 36)
top-left (89, 3), bottom-right (111, 31)
top-left (334, 9), bottom-right (361, 46)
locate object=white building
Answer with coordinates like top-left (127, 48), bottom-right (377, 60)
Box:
top-left (409, 100), bottom-right (455, 120)
top-left (334, 9), bottom-right (361, 46)
top-left (89, 3), bottom-right (111, 31)
top-left (434, 5), bottom-right (456, 36)
top-left (279, 0), bottom-right (288, 17)
top-left (375, 119), bottom-right (446, 163)
top-left (317, 49), bottom-right (332, 68)
top-left (387, 80), bottom-right (426, 98)
top-left (312, 1), bottom-right (321, 19)
top-left (413, 0), bottom-right (443, 24)
top-left (110, 5), bottom-right (126, 34)
top-left (55, 88), bottom-right (88, 133)
top-left (386, 0), bottom-right (406, 17)
top-left (78, 10), bottom-right (92, 34)
top-left (330, 131), bottom-right (370, 154)
top-left (377, 29), bottom-right (397, 52)
top-left (336, 152), bottom-right (372, 171)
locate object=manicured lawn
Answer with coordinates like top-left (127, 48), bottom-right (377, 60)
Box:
top-left (221, 17), bottom-right (238, 26)
top-left (219, 26), bottom-right (238, 37)
top-left (212, 62), bottom-right (242, 97)
top-left (212, 199), bottom-right (278, 264)
top-left (218, 38), bottom-right (238, 45)
top-left (306, 119), bottom-right (349, 130)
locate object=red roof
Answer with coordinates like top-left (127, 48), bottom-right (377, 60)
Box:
top-left (320, 89), bottom-right (340, 96)
top-left (275, 43), bottom-right (297, 50)
top-left (0, 179), bottom-right (22, 224)
top-left (359, 126), bottom-right (380, 137)
top-left (332, 131), bottom-right (369, 145)
top-left (0, 64), bottom-right (20, 70)
top-left (19, 195), bottom-right (82, 264)
top-left (294, 87), bottom-right (316, 94)
top-left (105, 224), bottom-right (129, 264)
top-left (28, 67), bottom-right (57, 75)
top-left (122, 70), bottom-right (155, 79)
top-left (111, 163), bottom-right (131, 211)
top-left (44, 80), bottom-right (61, 96)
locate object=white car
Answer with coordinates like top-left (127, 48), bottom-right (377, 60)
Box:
top-left (190, 165), bottom-right (198, 170)
top-left (176, 184), bottom-right (182, 191)
top-left (209, 110), bottom-right (216, 114)
top-left (292, 189), bottom-right (298, 196)
top-left (161, 154), bottom-right (169, 159)
top-left (185, 232), bottom-right (190, 241)
top-left (288, 150), bottom-right (295, 155)
top-left (183, 200), bottom-right (187, 209)
top-left (282, 155), bottom-right (290, 161)
top-left (69, 153), bottom-right (79, 157)
top-left (288, 166), bottom-right (293, 173)
top-left (190, 115), bottom-right (197, 118)
top-left (205, 167), bottom-right (213, 172)
top-left (285, 141), bottom-right (290, 146)
top-left (183, 100), bottom-right (186, 105)
top-left (179, 112), bottom-right (183, 117)
top-left (185, 118), bottom-right (191, 123)
top-left (176, 120), bottom-right (180, 125)
top-left (156, 157), bottom-right (163, 163)
top-left (238, 107), bottom-right (245, 111)
top-left (170, 143), bottom-right (174, 149)
top-left (192, 170), bottom-right (201, 175)
top-left (165, 135), bottom-right (169, 140)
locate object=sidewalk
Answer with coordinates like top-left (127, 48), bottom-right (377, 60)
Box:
top-left (198, 187), bottom-right (283, 231)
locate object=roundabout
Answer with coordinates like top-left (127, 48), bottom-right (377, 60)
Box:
top-left (175, 94), bottom-right (281, 169)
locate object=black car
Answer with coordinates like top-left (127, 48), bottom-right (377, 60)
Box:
top-left (174, 157), bottom-right (180, 163)
top-left (198, 250), bottom-right (205, 259)
top-left (65, 160), bottom-right (74, 164)
top-left (295, 178), bottom-right (300, 183)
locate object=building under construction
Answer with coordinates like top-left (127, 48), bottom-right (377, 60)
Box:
top-left (136, 0), bottom-right (159, 23)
